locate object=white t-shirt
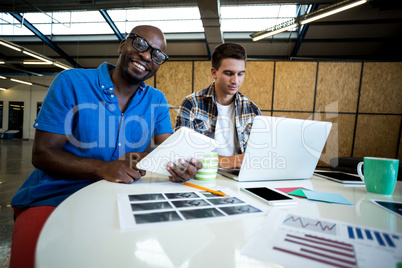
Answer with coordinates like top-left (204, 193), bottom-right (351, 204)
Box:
top-left (214, 102), bottom-right (239, 156)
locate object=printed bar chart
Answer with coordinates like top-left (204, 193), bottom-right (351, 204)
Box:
top-left (346, 226), bottom-right (399, 248)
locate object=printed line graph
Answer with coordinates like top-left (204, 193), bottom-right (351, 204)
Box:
top-left (283, 214), bottom-right (337, 235)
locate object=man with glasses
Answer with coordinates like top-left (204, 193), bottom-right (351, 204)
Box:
top-left (10, 25), bottom-right (201, 268)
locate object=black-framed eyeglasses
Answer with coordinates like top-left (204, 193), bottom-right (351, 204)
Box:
top-left (127, 33), bottom-right (169, 65)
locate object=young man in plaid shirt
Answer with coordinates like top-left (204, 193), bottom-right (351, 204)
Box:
top-left (175, 43), bottom-right (262, 169)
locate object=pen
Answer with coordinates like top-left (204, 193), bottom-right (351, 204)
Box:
top-left (183, 182), bottom-right (226, 197)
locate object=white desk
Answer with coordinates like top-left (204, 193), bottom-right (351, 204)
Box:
top-left (36, 174), bottom-right (402, 268)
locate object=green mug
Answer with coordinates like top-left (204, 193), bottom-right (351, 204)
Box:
top-left (357, 157), bottom-right (399, 195)
top-left (195, 152), bottom-right (219, 181)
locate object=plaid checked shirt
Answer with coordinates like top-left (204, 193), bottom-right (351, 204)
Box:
top-left (174, 82), bottom-right (262, 154)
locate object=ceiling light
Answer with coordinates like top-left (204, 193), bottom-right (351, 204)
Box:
top-left (23, 61), bottom-right (53, 65)
top-left (10, 78), bottom-right (33, 86)
top-left (0, 60), bottom-right (4, 64)
top-left (0, 76), bottom-right (6, 79)
top-left (0, 38), bottom-right (72, 72)
top-left (0, 88), bottom-right (6, 91)
top-left (23, 51), bottom-right (52, 64)
top-left (250, 0), bottom-right (368, 41)
top-left (300, 0), bottom-right (367, 25)
top-left (54, 62), bottom-right (71, 70)
top-left (0, 40), bottom-right (21, 52)
top-left (252, 23), bottom-right (298, 41)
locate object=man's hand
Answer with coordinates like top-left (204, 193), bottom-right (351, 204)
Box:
top-left (218, 154), bottom-right (244, 169)
top-left (166, 158), bottom-right (202, 183)
top-left (99, 152), bottom-right (147, 184)
top-left (32, 130), bottom-right (149, 184)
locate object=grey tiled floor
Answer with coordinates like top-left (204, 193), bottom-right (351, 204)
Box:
top-left (0, 139), bottom-right (35, 268)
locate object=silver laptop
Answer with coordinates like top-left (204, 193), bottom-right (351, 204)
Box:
top-left (218, 116), bottom-right (332, 182)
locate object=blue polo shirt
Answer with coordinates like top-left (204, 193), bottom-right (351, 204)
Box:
top-left (11, 62), bottom-right (173, 208)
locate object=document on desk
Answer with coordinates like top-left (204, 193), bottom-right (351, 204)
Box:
top-left (136, 127), bottom-right (218, 176)
top-left (117, 188), bottom-right (266, 230)
top-left (242, 210), bottom-right (402, 268)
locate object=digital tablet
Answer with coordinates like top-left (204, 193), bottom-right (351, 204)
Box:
top-left (137, 127), bottom-right (218, 176)
top-left (313, 171), bottom-right (364, 184)
top-left (371, 200), bottom-right (402, 217)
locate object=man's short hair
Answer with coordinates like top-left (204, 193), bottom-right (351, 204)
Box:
top-left (211, 43), bottom-right (247, 70)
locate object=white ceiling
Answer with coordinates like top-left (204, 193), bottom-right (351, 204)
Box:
top-left (0, 0), bottom-right (401, 89)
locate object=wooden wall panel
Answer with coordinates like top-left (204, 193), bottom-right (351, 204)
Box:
top-left (315, 113), bottom-right (356, 167)
top-left (193, 61), bottom-right (213, 92)
top-left (359, 62), bottom-right (402, 114)
top-left (274, 62), bottom-right (317, 111)
top-left (144, 77), bottom-right (155, 88)
top-left (154, 60), bottom-right (401, 165)
top-left (353, 115), bottom-right (401, 158)
top-left (156, 61), bottom-right (193, 107)
top-left (316, 62), bottom-right (361, 113)
top-left (271, 111), bottom-right (313, 120)
top-left (241, 61), bottom-right (274, 110)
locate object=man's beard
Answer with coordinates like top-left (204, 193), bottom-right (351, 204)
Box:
top-left (125, 68), bottom-right (154, 85)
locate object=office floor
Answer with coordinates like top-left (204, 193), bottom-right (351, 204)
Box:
top-left (0, 139), bottom-right (35, 268)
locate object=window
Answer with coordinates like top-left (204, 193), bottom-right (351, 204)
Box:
top-left (8, 101), bottom-right (24, 139)
top-left (220, 5), bottom-right (298, 32)
top-left (37, 102), bottom-right (42, 116)
top-left (0, 5), bottom-right (298, 36)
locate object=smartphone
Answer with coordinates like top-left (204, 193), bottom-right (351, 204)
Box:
top-left (241, 187), bottom-right (297, 206)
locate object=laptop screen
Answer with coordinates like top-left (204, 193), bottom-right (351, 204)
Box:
top-left (221, 116), bottom-right (332, 181)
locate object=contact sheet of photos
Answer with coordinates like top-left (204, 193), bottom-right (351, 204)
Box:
top-left (117, 189), bottom-right (265, 229)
